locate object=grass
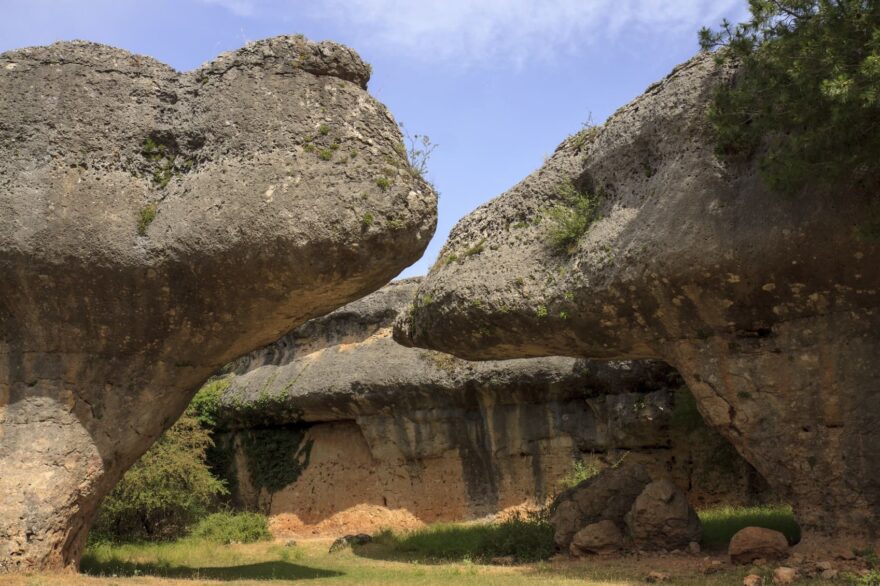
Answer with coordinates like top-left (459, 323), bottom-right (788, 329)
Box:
top-left (369, 516), bottom-right (556, 564)
top-left (698, 505), bottom-right (801, 550)
top-left (17, 536), bottom-right (839, 586)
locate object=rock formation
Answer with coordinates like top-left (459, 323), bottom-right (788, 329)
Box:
top-left (394, 52), bottom-right (880, 538)
top-left (553, 466), bottom-right (700, 554)
top-left (210, 279), bottom-right (769, 536)
top-left (0, 36), bottom-right (436, 571)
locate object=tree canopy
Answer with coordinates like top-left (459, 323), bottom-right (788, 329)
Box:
top-left (700, 0), bottom-right (880, 195)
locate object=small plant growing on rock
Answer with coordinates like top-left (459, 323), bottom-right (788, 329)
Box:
top-left (376, 176), bottom-right (392, 191)
top-left (547, 180), bottom-right (602, 254)
top-left (137, 204), bottom-right (157, 236)
top-left (318, 149), bottom-right (333, 161)
top-left (318, 123), bottom-right (330, 136)
top-left (362, 212), bottom-right (374, 228)
top-left (558, 456), bottom-right (601, 490)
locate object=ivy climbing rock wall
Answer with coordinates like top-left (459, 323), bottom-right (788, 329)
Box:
top-left (0, 36), bottom-right (436, 572)
top-left (212, 279), bottom-right (771, 536)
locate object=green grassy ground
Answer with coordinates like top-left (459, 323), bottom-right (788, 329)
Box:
top-left (12, 505), bottom-right (841, 586)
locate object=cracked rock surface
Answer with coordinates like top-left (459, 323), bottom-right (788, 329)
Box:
top-left (395, 53), bottom-right (880, 539)
top-left (0, 36), bottom-right (436, 571)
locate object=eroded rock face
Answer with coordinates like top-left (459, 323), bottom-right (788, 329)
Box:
top-left (395, 53), bottom-right (880, 537)
top-left (211, 279), bottom-right (765, 535)
top-left (0, 37), bottom-right (436, 571)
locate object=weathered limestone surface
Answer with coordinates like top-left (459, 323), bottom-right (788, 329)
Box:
top-left (394, 53), bottom-right (880, 537)
top-left (214, 279), bottom-right (768, 535)
top-left (0, 37), bottom-right (436, 571)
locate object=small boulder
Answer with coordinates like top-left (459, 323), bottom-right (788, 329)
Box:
top-left (743, 575), bottom-right (764, 586)
top-left (729, 527), bottom-right (790, 565)
top-left (688, 541), bottom-right (701, 554)
top-left (550, 464), bottom-right (651, 548)
top-left (328, 533), bottom-right (372, 553)
top-left (819, 569), bottom-right (838, 580)
top-left (569, 520), bottom-right (624, 557)
top-left (625, 479), bottom-right (701, 550)
top-left (772, 566), bottom-right (797, 584)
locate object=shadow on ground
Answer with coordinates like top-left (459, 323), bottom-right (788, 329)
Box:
top-left (81, 559), bottom-right (343, 581)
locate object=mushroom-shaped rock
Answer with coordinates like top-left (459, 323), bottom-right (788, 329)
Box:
top-left (394, 52), bottom-right (880, 538)
top-left (0, 36), bottom-right (436, 572)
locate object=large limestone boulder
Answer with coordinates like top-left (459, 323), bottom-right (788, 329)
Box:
top-left (551, 464), bottom-right (651, 549)
top-left (0, 37), bottom-right (436, 571)
top-left (625, 479), bottom-right (701, 550)
top-left (395, 52), bottom-right (880, 538)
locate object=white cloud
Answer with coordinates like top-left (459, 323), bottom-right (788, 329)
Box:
top-left (302, 0), bottom-right (744, 65)
top-left (198, 0), bottom-right (745, 65)
top-left (200, 0), bottom-right (256, 17)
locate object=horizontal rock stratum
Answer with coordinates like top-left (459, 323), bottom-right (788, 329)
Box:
top-left (395, 53), bottom-right (880, 539)
top-left (0, 36), bottom-right (436, 572)
top-left (209, 278), bottom-right (769, 535)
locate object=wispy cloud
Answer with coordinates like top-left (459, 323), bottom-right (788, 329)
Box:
top-left (304, 0), bottom-right (744, 65)
top-left (200, 0), bottom-right (256, 17)
top-left (199, 0), bottom-right (744, 65)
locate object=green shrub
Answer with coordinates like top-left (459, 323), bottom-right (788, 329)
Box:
top-left (188, 377), bottom-right (231, 428)
top-left (189, 511), bottom-right (271, 544)
top-left (375, 514), bottom-right (555, 563)
top-left (557, 457), bottom-right (601, 490)
top-left (547, 181), bottom-right (601, 254)
top-left (699, 504), bottom-right (801, 550)
top-left (700, 1), bottom-right (880, 194)
top-left (92, 412), bottom-right (228, 542)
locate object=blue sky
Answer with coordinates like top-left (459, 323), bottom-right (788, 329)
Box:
top-left (0, 0), bottom-right (745, 277)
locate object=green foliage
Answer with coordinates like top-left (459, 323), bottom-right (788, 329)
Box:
top-left (557, 457), bottom-right (600, 490)
top-left (399, 122), bottom-right (437, 179)
top-left (318, 148), bottom-right (333, 161)
top-left (92, 412), bottom-right (228, 542)
top-left (535, 305), bottom-right (548, 318)
top-left (462, 238), bottom-right (485, 257)
top-left (189, 512), bottom-right (271, 544)
top-left (547, 180), bottom-right (602, 254)
top-left (318, 123), bottom-right (331, 136)
top-left (376, 176), bottom-right (391, 191)
top-left (362, 212), bottom-right (374, 228)
top-left (699, 504), bottom-right (801, 550)
top-left (136, 204), bottom-right (157, 236)
top-left (374, 514), bottom-right (555, 563)
top-left (240, 427), bottom-right (313, 493)
top-left (700, 1), bottom-right (880, 193)
top-left (188, 377), bottom-right (231, 429)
